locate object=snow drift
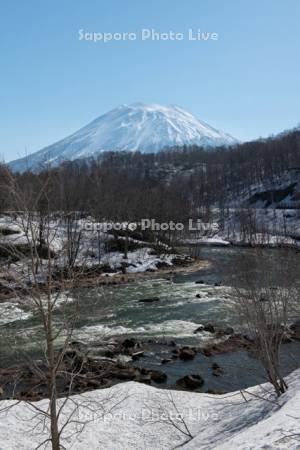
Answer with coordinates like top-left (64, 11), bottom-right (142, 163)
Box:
top-left (0, 368), bottom-right (299, 449)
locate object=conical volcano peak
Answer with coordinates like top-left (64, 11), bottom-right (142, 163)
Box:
top-left (9, 103), bottom-right (238, 172)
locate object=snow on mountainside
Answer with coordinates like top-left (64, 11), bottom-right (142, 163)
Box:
top-left (8, 103), bottom-right (238, 172)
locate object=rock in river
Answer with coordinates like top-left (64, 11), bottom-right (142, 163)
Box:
top-left (178, 347), bottom-right (197, 360)
top-left (212, 362), bottom-right (224, 377)
top-left (203, 323), bottom-right (215, 333)
top-left (150, 370), bottom-right (167, 383)
top-left (194, 325), bottom-right (204, 334)
top-left (138, 297), bottom-right (160, 303)
top-left (122, 338), bottom-right (136, 349)
top-left (176, 374), bottom-right (204, 390)
top-left (224, 327), bottom-right (234, 335)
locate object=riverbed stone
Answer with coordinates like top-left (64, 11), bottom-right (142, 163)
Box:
top-left (224, 327), bottom-right (234, 335)
top-left (150, 370), bottom-right (167, 383)
top-left (161, 358), bottom-right (172, 364)
top-left (203, 323), bottom-right (215, 333)
top-left (138, 297), bottom-right (160, 303)
top-left (122, 338), bottom-right (136, 349)
top-left (199, 334), bottom-right (253, 356)
top-left (212, 362), bottom-right (224, 376)
top-left (114, 367), bottom-right (139, 380)
top-left (194, 325), bottom-right (204, 333)
top-left (178, 347), bottom-right (197, 360)
top-left (206, 388), bottom-right (226, 395)
top-left (176, 374), bottom-right (204, 390)
top-left (131, 351), bottom-right (144, 360)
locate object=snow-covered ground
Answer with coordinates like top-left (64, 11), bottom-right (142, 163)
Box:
top-left (181, 236), bottom-right (231, 246)
top-left (0, 215), bottom-right (184, 290)
top-left (220, 208), bottom-right (300, 245)
top-left (0, 368), bottom-right (299, 449)
top-left (181, 169), bottom-right (300, 248)
top-left (180, 170), bottom-right (300, 248)
top-left (218, 169), bottom-right (300, 246)
top-left (180, 222), bottom-right (299, 248)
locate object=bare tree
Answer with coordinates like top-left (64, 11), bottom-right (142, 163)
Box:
top-left (230, 249), bottom-right (299, 396)
top-left (0, 168), bottom-right (100, 449)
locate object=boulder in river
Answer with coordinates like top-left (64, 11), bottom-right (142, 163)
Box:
top-left (137, 367), bottom-right (152, 384)
top-left (199, 334), bottom-right (253, 356)
top-left (176, 374), bottom-right (204, 390)
top-left (195, 280), bottom-right (205, 284)
top-left (194, 325), bottom-right (204, 334)
top-left (122, 338), bottom-right (136, 349)
top-left (161, 358), bottom-right (172, 364)
top-left (114, 366), bottom-right (139, 381)
top-left (203, 323), bottom-right (215, 333)
top-left (206, 388), bottom-right (226, 395)
top-left (212, 362), bottom-right (224, 376)
top-left (202, 348), bottom-right (213, 357)
top-left (179, 347), bottom-right (197, 360)
top-left (150, 370), bottom-right (167, 383)
top-left (224, 327), bottom-right (234, 335)
top-left (138, 297), bottom-right (160, 303)
top-left (131, 351), bottom-right (144, 361)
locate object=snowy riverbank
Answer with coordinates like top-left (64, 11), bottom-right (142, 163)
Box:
top-left (0, 367), bottom-right (299, 449)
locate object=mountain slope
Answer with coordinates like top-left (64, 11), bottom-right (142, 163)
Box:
top-left (9, 103), bottom-right (238, 172)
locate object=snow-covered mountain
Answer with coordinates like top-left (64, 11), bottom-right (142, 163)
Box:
top-left (9, 103), bottom-right (238, 172)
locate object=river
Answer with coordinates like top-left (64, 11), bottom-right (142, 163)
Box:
top-left (1, 247), bottom-right (299, 392)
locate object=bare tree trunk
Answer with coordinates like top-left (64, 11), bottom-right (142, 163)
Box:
top-left (46, 242), bottom-right (60, 449)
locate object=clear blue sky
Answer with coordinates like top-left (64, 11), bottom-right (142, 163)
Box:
top-left (1, 0), bottom-right (300, 162)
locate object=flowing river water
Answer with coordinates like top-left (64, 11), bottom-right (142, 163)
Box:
top-left (1, 247), bottom-right (300, 392)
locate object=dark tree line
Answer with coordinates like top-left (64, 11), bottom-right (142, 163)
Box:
top-left (1, 127), bottom-right (300, 221)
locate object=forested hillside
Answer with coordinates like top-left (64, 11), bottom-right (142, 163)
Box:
top-left (2, 127), bottom-right (300, 224)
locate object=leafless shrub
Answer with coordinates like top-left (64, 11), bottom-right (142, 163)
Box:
top-left (230, 249), bottom-right (300, 396)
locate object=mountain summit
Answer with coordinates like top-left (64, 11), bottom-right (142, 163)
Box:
top-left (9, 103), bottom-right (238, 172)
